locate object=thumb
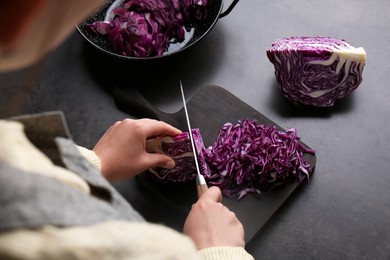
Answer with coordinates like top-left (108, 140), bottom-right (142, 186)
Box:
top-left (199, 186), bottom-right (222, 203)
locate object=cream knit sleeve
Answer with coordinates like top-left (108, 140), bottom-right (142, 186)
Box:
top-left (0, 221), bottom-right (198, 260)
top-left (0, 221), bottom-right (254, 260)
top-left (198, 246), bottom-right (255, 260)
top-left (76, 145), bottom-right (102, 173)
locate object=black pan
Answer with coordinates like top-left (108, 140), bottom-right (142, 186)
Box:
top-left (76, 0), bottom-right (239, 60)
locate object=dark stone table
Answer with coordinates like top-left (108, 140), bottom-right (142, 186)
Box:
top-left (1, 0), bottom-right (389, 259)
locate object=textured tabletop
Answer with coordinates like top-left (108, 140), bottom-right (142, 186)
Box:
top-left (1, 0), bottom-right (389, 259)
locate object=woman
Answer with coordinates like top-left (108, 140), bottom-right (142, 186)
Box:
top-left (0, 0), bottom-right (253, 259)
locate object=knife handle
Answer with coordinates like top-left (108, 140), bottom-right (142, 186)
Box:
top-left (197, 183), bottom-right (208, 198)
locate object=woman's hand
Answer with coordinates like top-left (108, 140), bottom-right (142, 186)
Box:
top-left (183, 186), bottom-right (245, 250)
top-left (93, 118), bottom-right (181, 182)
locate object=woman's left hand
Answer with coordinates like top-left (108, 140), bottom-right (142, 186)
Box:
top-left (93, 118), bottom-right (181, 182)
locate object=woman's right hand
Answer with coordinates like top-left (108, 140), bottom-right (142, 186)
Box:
top-left (183, 186), bottom-right (245, 250)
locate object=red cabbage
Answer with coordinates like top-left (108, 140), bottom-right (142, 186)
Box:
top-left (148, 120), bottom-right (315, 200)
top-left (86, 0), bottom-right (208, 57)
top-left (148, 129), bottom-right (212, 183)
top-left (205, 119), bottom-right (315, 199)
top-left (267, 36), bottom-right (366, 107)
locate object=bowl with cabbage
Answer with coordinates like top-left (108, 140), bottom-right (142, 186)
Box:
top-left (77, 0), bottom-right (239, 60)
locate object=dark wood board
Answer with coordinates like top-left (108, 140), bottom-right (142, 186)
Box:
top-left (113, 85), bottom-right (317, 242)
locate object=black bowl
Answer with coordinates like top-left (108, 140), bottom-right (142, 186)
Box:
top-left (76, 0), bottom-right (239, 60)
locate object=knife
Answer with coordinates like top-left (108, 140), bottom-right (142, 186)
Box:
top-left (180, 81), bottom-right (208, 198)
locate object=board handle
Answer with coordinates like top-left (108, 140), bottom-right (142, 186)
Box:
top-left (113, 85), bottom-right (165, 120)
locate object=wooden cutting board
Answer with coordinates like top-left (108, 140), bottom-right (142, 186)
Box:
top-left (113, 85), bottom-right (317, 242)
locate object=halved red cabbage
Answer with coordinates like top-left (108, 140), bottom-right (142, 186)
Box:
top-left (267, 36), bottom-right (366, 107)
top-left (148, 129), bottom-right (211, 183)
top-left (86, 0), bottom-right (208, 57)
top-left (148, 120), bottom-right (315, 200)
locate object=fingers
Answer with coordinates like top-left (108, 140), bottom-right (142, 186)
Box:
top-left (198, 186), bottom-right (222, 203)
top-left (144, 119), bottom-right (181, 137)
top-left (93, 118), bottom-right (182, 181)
top-left (144, 153), bottom-right (176, 169)
top-left (120, 118), bottom-right (181, 138)
top-left (184, 185), bottom-right (245, 249)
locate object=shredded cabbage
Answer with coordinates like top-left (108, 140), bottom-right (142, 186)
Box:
top-left (267, 36), bottom-right (366, 107)
top-left (148, 120), bottom-right (315, 200)
top-left (205, 119), bottom-right (315, 199)
top-left (86, 0), bottom-right (208, 57)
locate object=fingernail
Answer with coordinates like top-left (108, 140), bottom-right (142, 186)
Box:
top-left (164, 160), bottom-right (175, 169)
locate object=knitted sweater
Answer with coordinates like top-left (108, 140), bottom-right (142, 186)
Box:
top-left (0, 112), bottom-right (253, 260)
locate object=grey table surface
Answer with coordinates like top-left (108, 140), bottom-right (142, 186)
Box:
top-left (1, 0), bottom-right (389, 259)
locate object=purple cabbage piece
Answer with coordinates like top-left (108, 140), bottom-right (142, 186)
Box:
top-left (148, 120), bottom-right (315, 200)
top-left (86, 0), bottom-right (208, 57)
top-left (266, 36), bottom-right (366, 107)
top-left (148, 129), bottom-right (211, 183)
top-left (205, 119), bottom-right (315, 199)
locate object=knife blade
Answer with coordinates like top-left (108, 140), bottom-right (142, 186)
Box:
top-left (180, 81), bottom-right (208, 198)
